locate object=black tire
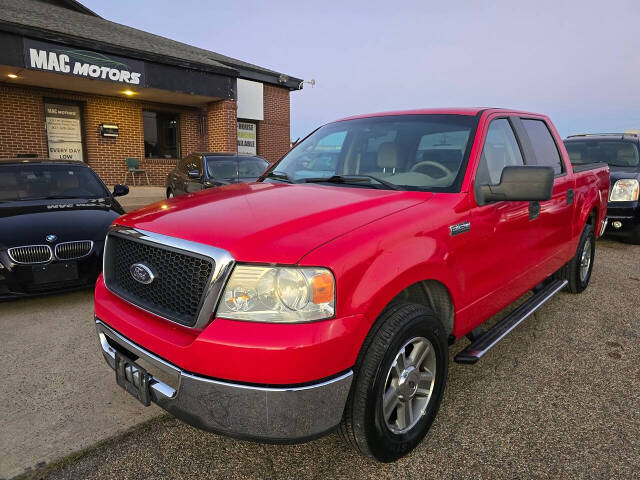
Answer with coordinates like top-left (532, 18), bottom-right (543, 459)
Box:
top-left (564, 223), bottom-right (595, 293)
top-left (166, 188), bottom-right (174, 199)
top-left (338, 302), bottom-right (448, 462)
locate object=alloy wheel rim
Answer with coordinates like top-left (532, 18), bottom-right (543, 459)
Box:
top-left (382, 336), bottom-right (436, 434)
top-left (580, 238), bottom-right (592, 282)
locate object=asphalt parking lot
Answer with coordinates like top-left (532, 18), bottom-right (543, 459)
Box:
top-left (3, 238), bottom-right (639, 480)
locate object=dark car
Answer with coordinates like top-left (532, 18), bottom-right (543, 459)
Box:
top-left (166, 152), bottom-right (269, 198)
top-left (0, 159), bottom-right (129, 299)
top-left (564, 133), bottom-right (640, 243)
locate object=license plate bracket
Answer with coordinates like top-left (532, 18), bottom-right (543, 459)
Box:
top-left (32, 262), bottom-right (79, 284)
top-left (115, 351), bottom-right (152, 406)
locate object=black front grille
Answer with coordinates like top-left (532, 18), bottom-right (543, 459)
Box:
top-left (104, 235), bottom-right (215, 326)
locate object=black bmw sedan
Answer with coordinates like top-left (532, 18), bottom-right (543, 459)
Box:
top-left (0, 159), bottom-right (128, 299)
top-left (166, 152), bottom-right (269, 198)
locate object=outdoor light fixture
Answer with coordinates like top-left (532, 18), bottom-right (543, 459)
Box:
top-left (122, 90), bottom-right (136, 96)
top-left (7, 73), bottom-right (18, 79)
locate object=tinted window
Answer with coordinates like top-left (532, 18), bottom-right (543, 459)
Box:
top-left (143, 110), bottom-right (180, 159)
top-left (476, 118), bottom-right (524, 186)
top-left (206, 157), bottom-right (237, 179)
top-left (238, 157), bottom-right (268, 178)
top-left (564, 140), bottom-right (639, 167)
top-left (268, 115), bottom-right (477, 191)
top-left (521, 119), bottom-right (563, 174)
top-left (0, 164), bottom-right (108, 201)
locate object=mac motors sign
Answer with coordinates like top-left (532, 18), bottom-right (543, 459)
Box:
top-left (24, 39), bottom-right (145, 85)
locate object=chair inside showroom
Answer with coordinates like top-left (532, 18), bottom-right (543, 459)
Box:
top-left (123, 157), bottom-right (150, 186)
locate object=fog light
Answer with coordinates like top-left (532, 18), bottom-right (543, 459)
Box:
top-left (612, 221), bottom-right (623, 229)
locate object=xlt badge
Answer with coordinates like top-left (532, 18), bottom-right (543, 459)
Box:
top-left (449, 221), bottom-right (470, 236)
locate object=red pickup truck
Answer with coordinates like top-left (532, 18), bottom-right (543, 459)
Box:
top-left (95, 108), bottom-right (609, 462)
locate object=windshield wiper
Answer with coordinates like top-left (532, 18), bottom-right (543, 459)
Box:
top-left (262, 170), bottom-right (294, 183)
top-left (304, 175), bottom-right (401, 190)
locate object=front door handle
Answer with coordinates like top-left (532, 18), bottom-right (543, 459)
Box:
top-left (529, 201), bottom-right (541, 220)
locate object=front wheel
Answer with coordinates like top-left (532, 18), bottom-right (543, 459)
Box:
top-left (339, 303), bottom-right (448, 462)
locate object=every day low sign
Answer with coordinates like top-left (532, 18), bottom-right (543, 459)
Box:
top-left (24, 39), bottom-right (145, 85)
top-left (45, 103), bottom-right (83, 161)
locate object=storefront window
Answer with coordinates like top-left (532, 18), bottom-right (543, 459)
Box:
top-left (143, 110), bottom-right (180, 158)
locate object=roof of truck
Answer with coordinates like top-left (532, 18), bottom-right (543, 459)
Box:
top-left (335, 107), bottom-right (545, 122)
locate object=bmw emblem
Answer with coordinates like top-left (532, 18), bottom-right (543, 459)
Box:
top-left (45, 234), bottom-right (57, 243)
top-left (130, 263), bottom-right (155, 284)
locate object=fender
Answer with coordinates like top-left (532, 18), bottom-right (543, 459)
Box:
top-left (299, 200), bottom-right (469, 339)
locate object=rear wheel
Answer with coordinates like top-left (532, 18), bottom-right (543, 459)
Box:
top-left (339, 303), bottom-right (448, 462)
top-left (564, 223), bottom-right (595, 293)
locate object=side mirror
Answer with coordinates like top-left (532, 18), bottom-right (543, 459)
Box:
top-left (477, 166), bottom-right (554, 204)
top-left (187, 170), bottom-right (201, 180)
top-left (112, 184), bottom-right (129, 197)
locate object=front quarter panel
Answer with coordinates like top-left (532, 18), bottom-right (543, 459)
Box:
top-left (299, 194), bottom-right (472, 347)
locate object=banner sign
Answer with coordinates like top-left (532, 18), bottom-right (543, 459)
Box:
top-left (237, 122), bottom-right (257, 155)
top-left (45, 103), bottom-right (84, 161)
top-left (24, 39), bottom-right (145, 85)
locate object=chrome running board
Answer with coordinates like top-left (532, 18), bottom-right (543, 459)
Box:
top-left (454, 279), bottom-right (568, 364)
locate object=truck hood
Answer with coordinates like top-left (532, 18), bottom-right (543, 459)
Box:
top-left (118, 182), bottom-right (432, 264)
top-left (0, 198), bottom-right (122, 248)
top-left (609, 165), bottom-right (640, 182)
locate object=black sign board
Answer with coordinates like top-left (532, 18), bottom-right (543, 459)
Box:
top-left (24, 38), bottom-right (145, 86)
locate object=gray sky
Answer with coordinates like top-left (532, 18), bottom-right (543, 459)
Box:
top-left (83, 0), bottom-right (640, 140)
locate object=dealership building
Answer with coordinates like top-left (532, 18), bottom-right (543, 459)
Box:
top-left (0, 0), bottom-right (302, 185)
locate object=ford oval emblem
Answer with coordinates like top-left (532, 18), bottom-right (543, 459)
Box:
top-left (45, 234), bottom-right (57, 243)
top-left (130, 263), bottom-right (155, 284)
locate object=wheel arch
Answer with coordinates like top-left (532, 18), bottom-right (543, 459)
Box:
top-left (386, 280), bottom-right (455, 336)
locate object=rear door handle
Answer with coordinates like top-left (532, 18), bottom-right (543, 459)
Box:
top-left (529, 201), bottom-right (541, 220)
top-left (566, 189), bottom-right (574, 205)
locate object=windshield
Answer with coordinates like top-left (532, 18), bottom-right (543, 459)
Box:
top-left (263, 114), bottom-right (477, 191)
top-left (206, 157), bottom-right (237, 179)
top-left (238, 157), bottom-right (268, 178)
top-left (564, 140), bottom-right (639, 168)
top-left (0, 164), bottom-right (109, 202)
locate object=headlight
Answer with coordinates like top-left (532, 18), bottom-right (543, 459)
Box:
top-left (610, 179), bottom-right (639, 202)
top-left (216, 265), bottom-right (335, 323)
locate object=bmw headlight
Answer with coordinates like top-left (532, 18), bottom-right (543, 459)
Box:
top-left (610, 179), bottom-right (639, 202)
top-left (217, 265), bottom-right (335, 323)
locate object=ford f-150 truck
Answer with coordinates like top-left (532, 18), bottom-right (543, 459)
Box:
top-left (95, 108), bottom-right (609, 462)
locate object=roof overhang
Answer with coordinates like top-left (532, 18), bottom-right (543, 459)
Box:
top-left (0, 31), bottom-right (235, 105)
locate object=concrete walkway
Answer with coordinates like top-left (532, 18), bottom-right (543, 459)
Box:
top-left (109, 186), bottom-right (165, 212)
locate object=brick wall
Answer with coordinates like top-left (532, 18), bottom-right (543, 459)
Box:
top-left (0, 82), bottom-right (293, 185)
top-left (257, 85), bottom-right (291, 163)
top-left (207, 99), bottom-right (237, 152)
top-left (0, 84), bottom-right (48, 158)
top-left (0, 83), bottom-right (213, 186)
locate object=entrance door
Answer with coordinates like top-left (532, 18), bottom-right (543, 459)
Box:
top-left (44, 102), bottom-right (85, 161)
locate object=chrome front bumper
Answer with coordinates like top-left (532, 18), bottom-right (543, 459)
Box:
top-left (95, 319), bottom-right (353, 443)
